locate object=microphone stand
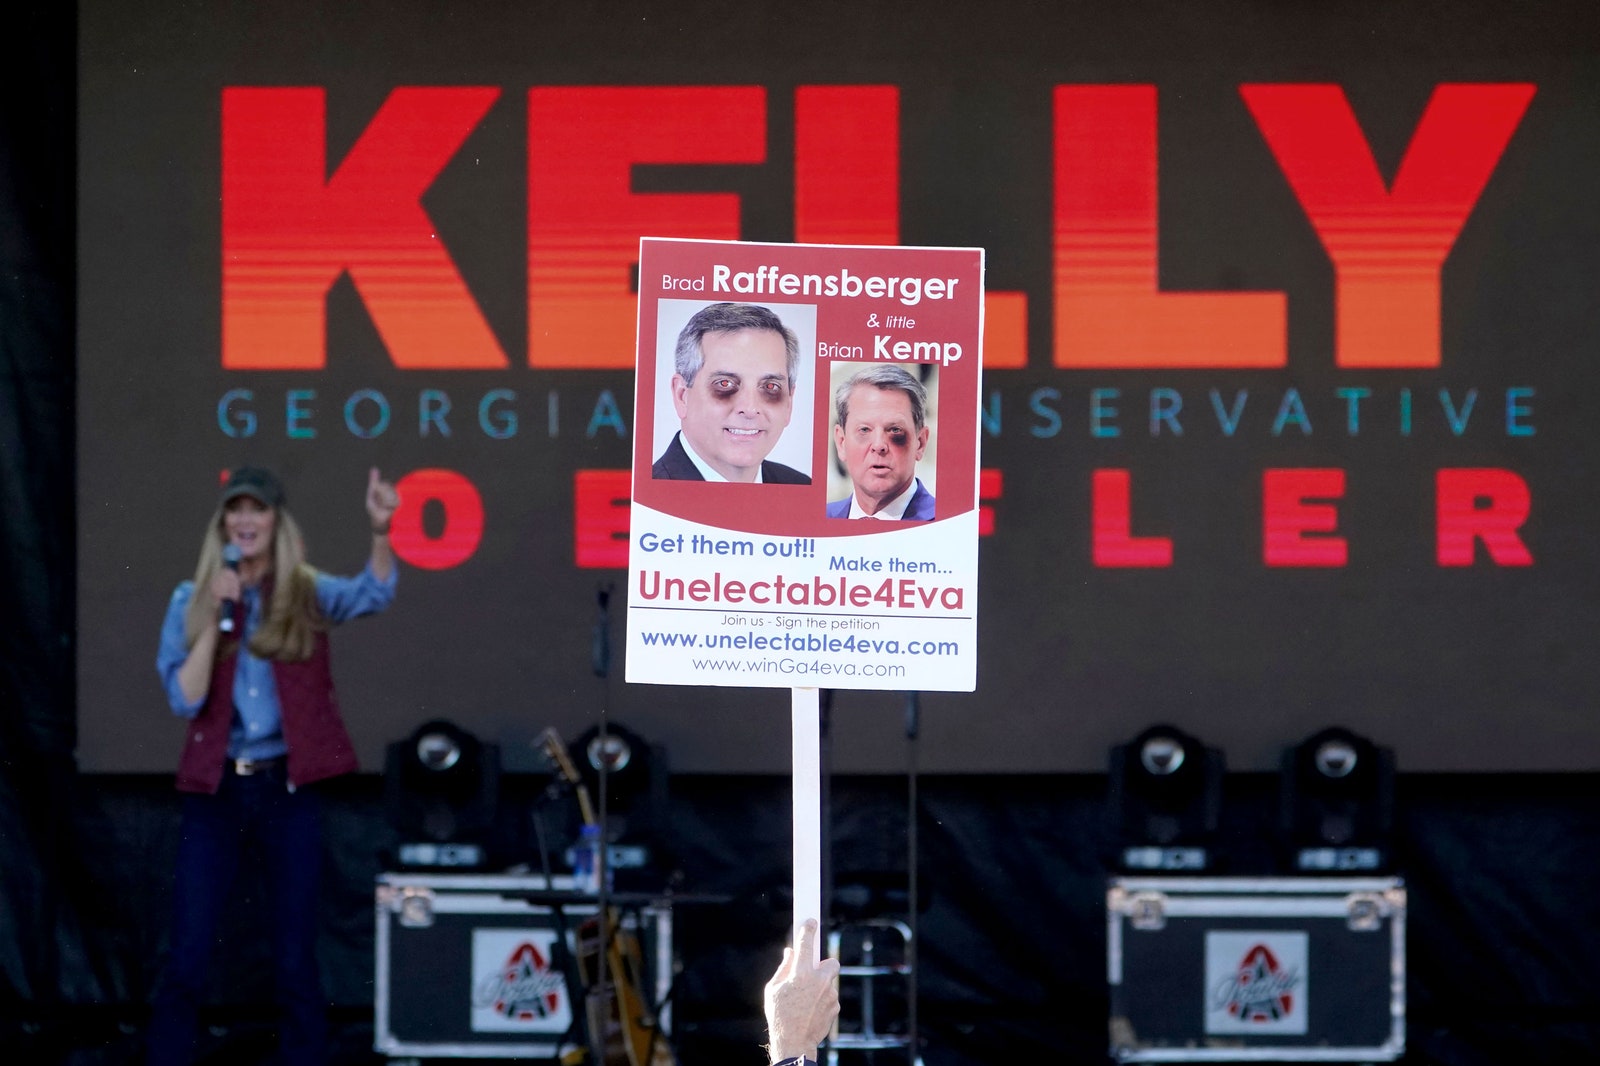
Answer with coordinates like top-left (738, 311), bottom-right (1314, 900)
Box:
top-left (532, 781), bottom-right (587, 1053)
top-left (591, 582), bottom-right (614, 1066)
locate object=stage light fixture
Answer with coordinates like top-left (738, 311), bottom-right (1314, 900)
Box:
top-left (1139, 733), bottom-right (1186, 776)
top-left (1280, 726), bottom-right (1394, 873)
top-left (564, 722), bottom-right (670, 889)
top-left (586, 730), bottom-right (633, 774)
top-left (415, 728), bottom-right (462, 772)
top-left (384, 719), bottom-right (501, 870)
top-left (1109, 724), bottom-right (1224, 872)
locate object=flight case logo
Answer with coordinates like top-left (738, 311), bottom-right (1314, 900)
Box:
top-left (1204, 931), bottom-right (1308, 1035)
top-left (470, 929), bottom-right (573, 1033)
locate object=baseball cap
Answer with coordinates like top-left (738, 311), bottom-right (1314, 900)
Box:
top-left (219, 466), bottom-right (286, 509)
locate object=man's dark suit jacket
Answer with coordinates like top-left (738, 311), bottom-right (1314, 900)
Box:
top-left (651, 432), bottom-right (810, 484)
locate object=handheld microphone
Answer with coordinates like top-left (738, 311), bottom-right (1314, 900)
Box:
top-left (218, 544), bottom-right (243, 634)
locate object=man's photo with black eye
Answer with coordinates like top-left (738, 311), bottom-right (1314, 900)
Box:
top-left (827, 364), bottom-right (937, 522)
top-left (652, 302), bottom-right (814, 484)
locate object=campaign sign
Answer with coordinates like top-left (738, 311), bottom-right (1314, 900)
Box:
top-left (627, 238), bottom-right (984, 691)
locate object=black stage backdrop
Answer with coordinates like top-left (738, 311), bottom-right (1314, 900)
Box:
top-left (3, 2), bottom-right (1600, 1064)
top-left (1, 0), bottom-right (78, 1029)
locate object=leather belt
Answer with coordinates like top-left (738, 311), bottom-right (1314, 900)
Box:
top-left (231, 755), bottom-right (286, 776)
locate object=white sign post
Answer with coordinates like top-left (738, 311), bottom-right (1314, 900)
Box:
top-left (792, 687), bottom-right (822, 954)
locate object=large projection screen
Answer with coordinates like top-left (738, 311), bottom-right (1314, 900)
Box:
top-left (79, 0), bottom-right (1600, 773)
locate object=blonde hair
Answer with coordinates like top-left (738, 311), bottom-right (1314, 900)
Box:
top-left (184, 505), bottom-right (325, 661)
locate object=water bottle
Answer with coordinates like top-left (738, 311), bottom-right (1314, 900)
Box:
top-left (574, 824), bottom-right (602, 893)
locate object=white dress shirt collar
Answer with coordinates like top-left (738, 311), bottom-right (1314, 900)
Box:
top-left (679, 432), bottom-right (763, 483)
top-left (847, 478), bottom-right (919, 520)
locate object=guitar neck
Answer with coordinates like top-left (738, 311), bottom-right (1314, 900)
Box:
top-left (540, 728), bottom-right (599, 828)
top-left (576, 789), bottom-right (598, 829)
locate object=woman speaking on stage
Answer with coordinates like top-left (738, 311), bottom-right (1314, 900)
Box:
top-left (147, 465), bottom-right (399, 1065)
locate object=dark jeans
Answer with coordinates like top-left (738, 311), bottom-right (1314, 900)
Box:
top-left (146, 763), bottom-right (327, 1066)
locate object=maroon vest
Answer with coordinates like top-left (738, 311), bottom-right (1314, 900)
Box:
top-left (175, 595), bottom-right (359, 794)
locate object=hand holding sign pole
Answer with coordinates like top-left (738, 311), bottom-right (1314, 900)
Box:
top-left (764, 916), bottom-right (841, 1061)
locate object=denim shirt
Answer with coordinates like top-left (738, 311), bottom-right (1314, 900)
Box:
top-left (157, 564), bottom-right (396, 761)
